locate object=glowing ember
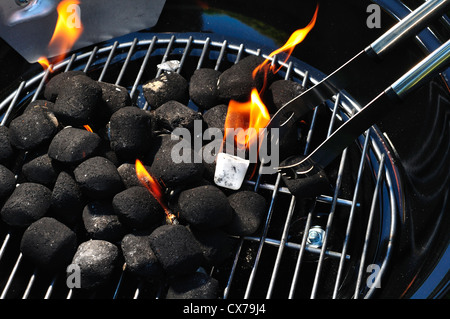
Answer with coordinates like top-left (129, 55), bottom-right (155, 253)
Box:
top-left (38, 0), bottom-right (83, 70)
top-left (135, 159), bottom-right (177, 224)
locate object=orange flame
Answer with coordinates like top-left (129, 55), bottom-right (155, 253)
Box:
top-left (38, 0), bottom-right (83, 71)
top-left (83, 125), bottom-right (93, 132)
top-left (223, 4), bottom-right (319, 154)
top-left (253, 4), bottom-right (319, 78)
top-left (135, 159), bottom-right (177, 224)
top-left (224, 88), bottom-right (271, 150)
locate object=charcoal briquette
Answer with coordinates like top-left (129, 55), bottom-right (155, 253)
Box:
top-left (143, 71), bottom-right (189, 109)
top-left (217, 55), bottom-right (266, 102)
top-left (0, 164), bottom-right (15, 202)
top-left (150, 135), bottom-right (204, 188)
top-left (1, 182), bottom-right (52, 227)
top-left (52, 74), bottom-right (102, 126)
top-left (121, 232), bottom-right (162, 280)
top-left (48, 127), bottom-right (101, 165)
top-left (117, 162), bottom-right (153, 188)
top-left (8, 108), bottom-right (59, 151)
top-left (20, 217), bottom-right (77, 271)
top-left (177, 185), bottom-right (233, 230)
top-left (280, 155), bottom-right (331, 198)
top-left (23, 99), bottom-right (55, 115)
top-left (21, 153), bottom-right (60, 187)
top-left (43, 70), bottom-right (86, 102)
top-left (153, 100), bottom-right (202, 132)
top-left (70, 239), bottom-right (120, 289)
top-left (265, 79), bottom-right (305, 113)
top-left (223, 191), bottom-right (266, 236)
top-left (166, 271), bottom-right (220, 299)
top-left (149, 224), bottom-right (204, 276)
top-left (0, 126), bottom-right (14, 166)
top-left (50, 171), bottom-right (85, 226)
top-left (112, 186), bottom-right (164, 230)
top-left (109, 106), bottom-right (154, 160)
top-left (191, 228), bottom-right (238, 266)
top-left (97, 81), bottom-right (131, 122)
top-left (189, 68), bottom-right (222, 109)
top-left (73, 156), bottom-right (124, 199)
top-left (82, 201), bottom-right (125, 242)
top-left (202, 104), bottom-right (228, 134)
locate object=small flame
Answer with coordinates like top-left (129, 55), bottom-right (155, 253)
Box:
top-left (37, 57), bottom-right (53, 72)
top-left (38, 0), bottom-right (83, 70)
top-left (223, 4), bottom-right (319, 154)
top-left (224, 88), bottom-right (270, 150)
top-left (253, 4), bottom-right (319, 78)
top-left (83, 125), bottom-right (93, 132)
top-left (135, 159), bottom-right (177, 224)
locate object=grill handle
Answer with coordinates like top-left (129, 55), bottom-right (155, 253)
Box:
top-left (388, 38), bottom-right (450, 98)
top-left (366, 0), bottom-right (449, 58)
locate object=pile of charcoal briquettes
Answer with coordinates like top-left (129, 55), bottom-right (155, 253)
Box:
top-left (0, 55), bottom-right (332, 298)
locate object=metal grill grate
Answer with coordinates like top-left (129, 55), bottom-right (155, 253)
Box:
top-left (0, 33), bottom-right (398, 299)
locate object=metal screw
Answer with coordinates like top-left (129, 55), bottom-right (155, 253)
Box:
top-left (307, 226), bottom-right (325, 248)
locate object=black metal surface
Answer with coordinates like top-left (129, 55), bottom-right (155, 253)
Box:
top-left (0, 0), bottom-right (448, 298)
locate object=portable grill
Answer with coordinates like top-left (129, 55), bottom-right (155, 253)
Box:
top-left (0, 32), bottom-right (399, 299)
top-left (0, 0), bottom-right (448, 300)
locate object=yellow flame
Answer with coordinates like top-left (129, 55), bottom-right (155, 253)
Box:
top-left (38, 0), bottom-right (83, 70)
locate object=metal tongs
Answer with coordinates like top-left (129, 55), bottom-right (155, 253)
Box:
top-left (267, 0), bottom-right (450, 179)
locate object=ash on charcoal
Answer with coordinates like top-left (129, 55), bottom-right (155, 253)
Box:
top-left (97, 81), bottom-right (131, 122)
top-left (109, 106), bottom-right (154, 160)
top-left (202, 104), bottom-right (228, 134)
top-left (265, 79), bottom-right (305, 113)
top-left (223, 191), bottom-right (267, 236)
top-left (50, 171), bottom-right (85, 226)
top-left (0, 182), bottom-right (52, 227)
top-left (143, 72), bottom-right (189, 109)
top-left (52, 74), bottom-right (102, 126)
top-left (43, 70), bottom-right (86, 102)
top-left (189, 68), bottom-right (222, 110)
top-left (112, 186), bottom-right (164, 230)
top-left (23, 99), bottom-right (55, 115)
top-left (8, 108), bottom-right (59, 151)
top-left (0, 126), bottom-right (14, 166)
top-left (20, 217), bottom-right (77, 271)
top-left (166, 271), bottom-right (220, 299)
top-left (73, 156), bottom-right (124, 200)
top-left (22, 153), bottom-right (60, 187)
top-left (280, 155), bottom-right (331, 198)
top-left (0, 164), bottom-right (15, 202)
top-left (117, 162), bottom-right (151, 188)
top-left (121, 232), bottom-right (162, 280)
top-left (177, 185), bottom-right (233, 230)
top-left (83, 201), bottom-right (125, 242)
top-left (48, 127), bottom-right (101, 165)
top-left (153, 100), bottom-right (202, 132)
top-left (70, 239), bottom-right (120, 290)
top-left (150, 135), bottom-right (204, 188)
top-left (149, 224), bottom-right (204, 276)
top-left (191, 227), bottom-right (238, 266)
top-left (217, 55), bottom-right (267, 102)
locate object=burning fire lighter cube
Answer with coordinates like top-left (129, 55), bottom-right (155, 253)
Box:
top-left (214, 152), bottom-right (250, 190)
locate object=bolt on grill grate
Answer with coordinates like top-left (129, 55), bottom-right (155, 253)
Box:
top-left (0, 33), bottom-right (398, 299)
